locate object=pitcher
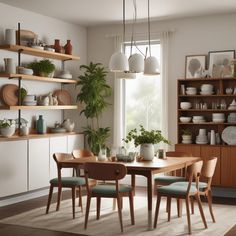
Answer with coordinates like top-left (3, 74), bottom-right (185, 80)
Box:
top-left (4, 58), bottom-right (16, 74)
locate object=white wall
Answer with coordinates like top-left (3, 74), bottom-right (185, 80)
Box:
top-left (0, 3), bottom-right (87, 131)
top-left (87, 13), bottom-right (236, 147)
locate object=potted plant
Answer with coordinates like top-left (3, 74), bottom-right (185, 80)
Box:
top-left (28, 59), bottom-right (55, 77)
top-left (182, 129), bottom-right (192, 144)
top-left (0, 119), bottom-right (16, 137)
top-left (76, 62), bottom-right (112, 155)
top-left (123, 125), bottom-right (170, 160)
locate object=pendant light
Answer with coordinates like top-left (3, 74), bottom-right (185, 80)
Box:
top-left (109, 0), bottom-right (129, 72)
top-left (144, 0), bottom-right (160, 75)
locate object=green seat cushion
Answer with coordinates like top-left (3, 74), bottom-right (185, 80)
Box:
top-left (157, 183), bottom-right (197, 195)
top-left (171, 181), bottom-right (208, 190)
top-left (50, 177), bottom-right (85, 186)
top-left (91, 184), bottom-right (132, 196)
top-left (155, 176), bottom-right (186, 184)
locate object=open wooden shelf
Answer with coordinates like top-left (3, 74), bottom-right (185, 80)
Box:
top-left (179, 94), bottom-right (236, 97)
top-left (0, 73), bottom-right (77, 84)
top-left (178, 109), bottom-right (234, 112)
top-left (0, 44), bottom-right (80, 61)
top-left (178, 122), bottom-right (236, 125)
top-left (0, 105), bottom-right (78, 110)
top-left (178, 77), bottom-right (236, 81)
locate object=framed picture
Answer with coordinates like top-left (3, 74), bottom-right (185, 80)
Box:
top-left (208, 50), bottom-right (235, 78)
top-left (185, 55), bottom-right (206, 78)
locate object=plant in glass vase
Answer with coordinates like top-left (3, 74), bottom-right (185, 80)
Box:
top-left (123, 125), bottom-right (170, 160)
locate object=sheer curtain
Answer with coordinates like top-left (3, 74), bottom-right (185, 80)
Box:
top-left (112, 36), bottom-right (124, 148)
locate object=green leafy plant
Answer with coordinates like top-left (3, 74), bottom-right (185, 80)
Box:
top-left (182, 129), bottom-right (192, 136)
top-left (0, 119), bottom-right (15, 128)
top-left (76, 62), bottom-right (112, 154)
top-left (28, 59), bottom-right (55, 77)
top-left (123, 125), bottom-right (170, 147)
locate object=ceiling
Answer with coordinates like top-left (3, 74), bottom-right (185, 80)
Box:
top-left (1, 0), bottom-right (236, 27)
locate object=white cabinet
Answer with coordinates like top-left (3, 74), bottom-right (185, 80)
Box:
top-left (49, 136), bottom-right (70, 179)
top-left (0, 140), bottom-right (27, 198)
top-left (28, 138), bottom-right (50, 191)
top-left (67, 134), bottom-right (84, 153)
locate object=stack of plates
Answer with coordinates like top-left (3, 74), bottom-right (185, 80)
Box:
top-left (23, 101), bottom-right (37, 106)
top-left (23, 95), bottom-right (37, 106)
top-left (193, 116), bottom-right (206, 123)
top-left (212, 113), bottom-right (225, 123)
top-left (228, 113), bottom-right (236, 123)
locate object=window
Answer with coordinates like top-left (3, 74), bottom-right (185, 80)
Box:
top-left (124, 41), bottom-right (161, 150)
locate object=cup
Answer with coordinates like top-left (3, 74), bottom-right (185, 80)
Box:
top-left (4, 58), bottom-right (16, 74)
top-left (5, 29), bottom-right (15, 44)
top-left (158, 149), bottom-right (165, 159)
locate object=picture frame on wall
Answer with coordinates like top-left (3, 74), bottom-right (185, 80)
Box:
top-left (208, 50), bottom-right (235, 78)
top-left (185, 55), bottom-right (206, 78)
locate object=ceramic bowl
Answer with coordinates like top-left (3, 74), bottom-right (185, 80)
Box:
top-left (201, 84), bottom-right (213, 91)
top-left (1, 126), bottom-right (15, 137)
top-left (180, 102), bottom-right (191, 109)
top-left (186, 90), bottom-right (197, 95)
top-left (179, 117), bottom-right (191, 123)
top-left (18, 67), bottom-right (33, 75)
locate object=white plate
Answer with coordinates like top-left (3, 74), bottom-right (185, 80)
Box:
top-left (222, 126), bottom-right (236, 145)
top-left (200, 91), bottom-right (214, 95)
top-left (196, 141), bottom-right (208, 144)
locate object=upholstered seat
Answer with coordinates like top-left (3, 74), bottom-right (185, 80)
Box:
top-left (157, 183), bottom-right (197, 195)
top-left (91, 184), bottom-right (132, 195)
top-left (50, 177), bottom-right (85, 186)
top-left (172, 181), bottom-right (208, 190)
top-left (154, 176), bottom-right (186, 185)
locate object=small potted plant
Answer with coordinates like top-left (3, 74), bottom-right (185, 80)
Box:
top-left (0, 119), bottom-right (16, 137)
top-left (123, 125), bottom-right (170, 161)
top-left (182, 129), bottom-right (192, 144)
top-left (28, 59), bottom-right (55, 77)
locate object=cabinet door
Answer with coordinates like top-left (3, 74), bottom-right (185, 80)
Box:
top-left (200, 146), bottom-right (221, 186)
top-left (221, 147), bottom-right (236, 187)
top-left (49, 136), bottom-right (71, 179)
top-left (0, 140), bottom-right (27, 197)
top-left (29, 138), bottom-right (50, 190)
top-left (67, 134), bottom-right (84, 153)
top-left (175, 144), bottom-right (201, 157)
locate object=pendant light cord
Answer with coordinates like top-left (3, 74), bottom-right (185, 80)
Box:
top-left (123, 0), bottom-right (126, 51)
top-left (148, 0), bottom-right (151, 57)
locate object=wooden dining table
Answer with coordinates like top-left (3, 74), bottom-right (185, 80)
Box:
top-left (59, 156), bottom-right (199, 231)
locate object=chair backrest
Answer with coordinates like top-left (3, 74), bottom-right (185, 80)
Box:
top-left (201, 157), bottom-right (217, 178)
top-left (166, 151), bottom-right (192, 157)
top-left (72, 149), bottom-right (94, 159)
top-left (84, 162), bottom-right (127, 181)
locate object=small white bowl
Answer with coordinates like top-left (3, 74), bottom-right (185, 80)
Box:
top-left (179, 117), bottom-right (191, 123)
top-left (1, 126), bottom-right (15, 137)
top-left (180, 102), bottom-right (192, 109)
top-left (186, 90), bottom-right (197, 95)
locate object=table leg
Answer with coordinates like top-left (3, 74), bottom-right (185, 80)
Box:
top-left (146, 172), bottom-right (153, 230)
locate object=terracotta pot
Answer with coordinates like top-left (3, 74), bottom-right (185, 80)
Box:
top-left (54, 39), bottom-right (62, 53)
top-left (64, 40), bottom-right (72, 55)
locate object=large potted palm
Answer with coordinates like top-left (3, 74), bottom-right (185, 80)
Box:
top-left (76, 62), bottom-right (112, 155)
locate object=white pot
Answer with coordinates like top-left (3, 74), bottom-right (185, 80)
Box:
top-left (140, 143), bottom-right (154, 161)
top-left (62, 119), bottom-right (75, 132)
top-left (1, 126), bottom-right (15, 137)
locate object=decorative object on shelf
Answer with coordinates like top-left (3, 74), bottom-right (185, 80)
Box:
top-left (222, 126), bottom-right (236, 145)
top-left (180, 102), bottom-right (191, 109)
top-left (234, 87), bottom-right (236, 94)
top-left (37, 95), bottom-right (49, 106)
top-left (123, 125), bottom-right (170, 161)
top-left (20, 125), bottom-right (29, 136)
top-left (17, 66), bottom-right (33, 75)
top-left (53, 89), bottom-right (71, 105)
top-left (228, 99), bottom-right (236, 110)
top-left (0, 84), bottom-right (18, 106)
top-left (208, 50), bottom-right (235, 77)
top-left (50, 127), bottom-right (66, 133)
top-left (57, 70), bottom-right (72, 79)
top-left (23, 95), bottom-right (37, 106)
top-left (200, 84), bottom-right (214, 95)
top-left (64, 40), bottom-right (72, 55)
top-left (192, 116), bottom-right (206, 123)
top-left (181, 129), bottom-right (192, 144)
top-left (225, 87), bottom-right (233, 94)
top-left (62, 119), bottom-right (75, 132)
top-left (16, 29), bottom-right (38, 46)
top-left (0, 119), bottom-right (16, 137)
top-left (212, 113), bottom-right (225, 123)
top-left (36, 115), bottom-right (46, 134)
top-left (44, 46), bottom-right (55, 52)
top-left (179, 116), bottom-right (191, 123)
top-left (28, 59), bottom-right (55, 77)
top-left (180, 84), bottom-right (185, 95)
top-left (210, 130), bottom-right (216, 145)
top-left (5, 29), bottom-right (15, 44)
top-left (186, 87), bottom-right (197, 95)
top-left (185, 55), bottom-right (206, 78)
top-left (227, 113), bottom-right (236, 123)
top-left (196, 128), bottom-right (208, 144)
top-left (53, 39), bottom-right (62, 53)
top-left (4, 58), bottom-right (16, 74)
top-left (216, 132), bottom-right (221, 144)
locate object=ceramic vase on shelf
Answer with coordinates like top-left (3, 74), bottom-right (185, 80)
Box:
top-left (5, 29), bottom-right (15, 44)
top-left (64, 40), bottom-right (72, 55)
top-left (54, 39), bottom-right (62, 53)
top-left (210, 130), bottom-right (216, 145)
top-left (36, 115), bottom-right (46, 134)
top-left (140, 143), bottom-right (154, 161)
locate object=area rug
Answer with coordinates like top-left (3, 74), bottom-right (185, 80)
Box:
top-left (0, 196), bottom-right (235, 236)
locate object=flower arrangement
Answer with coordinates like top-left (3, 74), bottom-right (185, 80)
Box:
top-left (123, 125), bottom-right (170, 147)
top-left (0, 119), bottom-right (16, 128)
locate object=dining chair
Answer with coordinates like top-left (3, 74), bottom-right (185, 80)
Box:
top-left (174, 157), bottom-right (218, 222)
top-left (46, 153), bottom-right (86, 219)
top-left (83, 162), bottom-right (135, 233)
top-left (154, 160), bottom-right (207, 235)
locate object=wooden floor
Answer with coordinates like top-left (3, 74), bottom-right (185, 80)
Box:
top-left (0, 187), bottom-right (235, 236)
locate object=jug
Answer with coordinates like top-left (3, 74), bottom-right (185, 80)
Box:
top-left (4, 58), bottom-right (16, 74)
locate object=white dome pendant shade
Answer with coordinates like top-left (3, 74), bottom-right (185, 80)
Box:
top-left (128, 53), bottom-right (144, 73)
top-left (144, 56), bottom-right (160, 75)
top-left (109, 51), bottom-right (129, 72)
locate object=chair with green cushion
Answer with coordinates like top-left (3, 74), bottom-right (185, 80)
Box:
top-left (46, 153), bottom-right (86, 219)
top-left (83, 162), bottom-right (135, 233)
top-left (154, 160), bottom-right (207, 235)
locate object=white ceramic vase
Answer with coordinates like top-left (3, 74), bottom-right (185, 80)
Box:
top-left (140, 143), bottom-right (154, 161)
top-left (1, 126), bottom-right (15, 137)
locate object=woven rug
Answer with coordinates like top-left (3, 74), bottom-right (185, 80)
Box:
top-left (0, 196), bottom-right (235, 236)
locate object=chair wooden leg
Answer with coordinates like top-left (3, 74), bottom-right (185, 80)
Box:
top-left (117, 195), bottom-right (124, 233)
top-left (195, 194), bottom-right (208, 229)
top-left (112, 198), bottom-right (116, 210)
top-left (84, 195), bottom-right (91, 229)
top-left (185, 197), bottom-right (191, 235)
top-left (78, 186), bottom-right (83, 212)
top-left (166, 197), bottom-right (168, 212)
top-left (46, 185), bottom-right (53, 214)
top-left (177, 198), bottom-right (182, 217)
top-left (154, 195), bottom-right (161, 228)
top-left (72, 187), bottom-right (76, 219)
top-left (96, 197), bottom-right (101, 220)
top-left (190, 197), bottom-right (194, 214)
top-left (129, 192), bottom-right (135, 225)
top-left (56, 186), bottom-right (62, 211)
top-left (207, 190), bottom-right (215, 223)
top-left (167, 197), bottom-right (171, 221)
